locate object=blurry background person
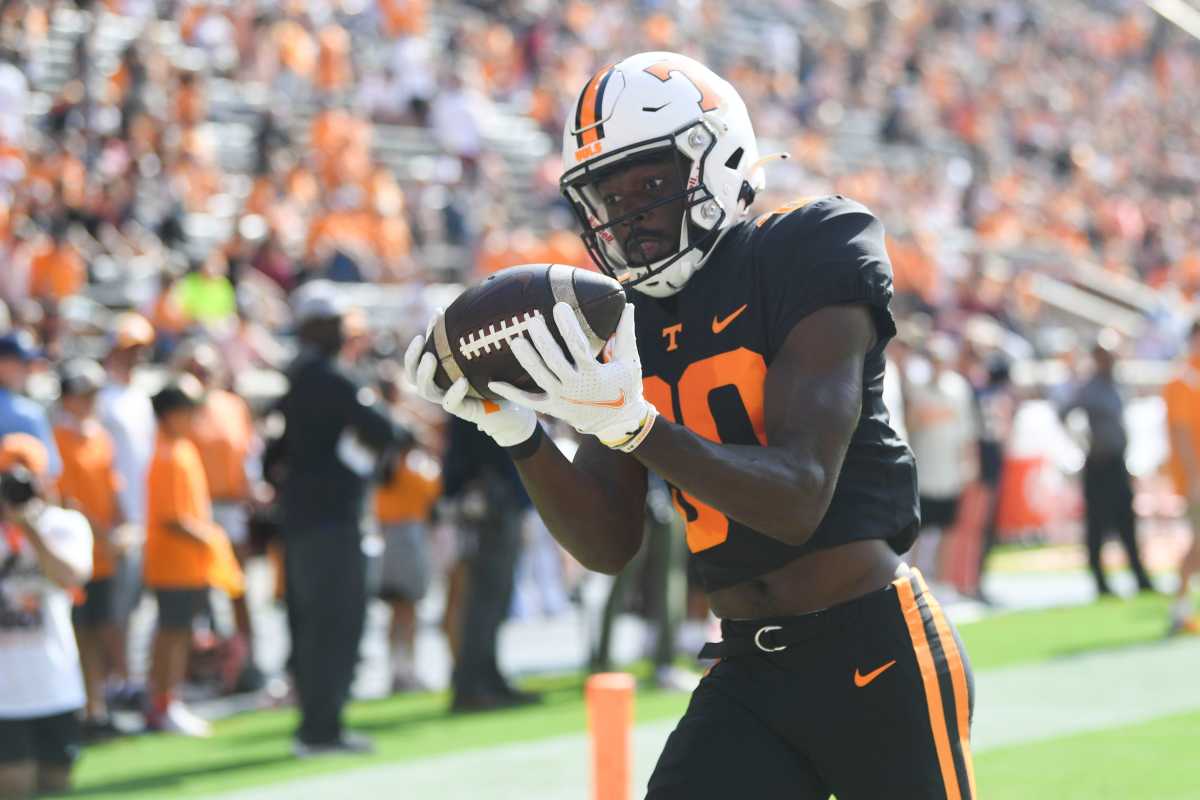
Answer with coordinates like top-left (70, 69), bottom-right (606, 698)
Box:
top-left (96, 311), bottom-right (156, 709)
top-left (441, 416), bottom-right (537, 712)
top-left (176, 339), bottom-right (265, 694)
top-left (53, 359), bottom-right (127, 739)
top-left (274, 282), bottom-right (397, 755)
top-left (904, 334), bottom-right (978, 588)
top-left (0, 331), bottom-right (61, 480)
top-left (1163, 321), bottom-right (1200, 635)
top-left (373, 370), bottom-right (437, 693)
top-left (143, 377), bottom-right (243, 737)
top-left (591, 474), bottom-right (689, 690)
top-left (973, 355), bottom-right (1018, 601)
top-left (0, 434), bottom-right (92, 799)
top-left (1059, 330), bottom-right (1154, 598)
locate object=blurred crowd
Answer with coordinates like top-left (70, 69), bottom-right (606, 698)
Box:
top-left (1, 0), bottom-right (1200, 791)
top-left (0, 0), bottom-right (1196, 357)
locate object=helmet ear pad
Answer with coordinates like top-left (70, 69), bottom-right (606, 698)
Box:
top-left (737, 179), bottom-right (756, 209)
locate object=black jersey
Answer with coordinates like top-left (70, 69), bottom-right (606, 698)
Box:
top-left (632, 195), bottom-right (918, 591)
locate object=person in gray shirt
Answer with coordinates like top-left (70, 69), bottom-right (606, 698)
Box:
top-left (1060, 332), bottom-right (1154, 596)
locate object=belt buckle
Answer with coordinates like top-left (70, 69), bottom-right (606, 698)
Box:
top-left (753, 624), bottom-right (787, 653)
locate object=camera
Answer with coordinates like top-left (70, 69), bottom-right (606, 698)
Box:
top-left (0, 466), bottom-right (37, 508)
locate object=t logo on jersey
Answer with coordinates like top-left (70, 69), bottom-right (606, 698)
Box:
top-left (643, 60), bottom-right (720, 112)
top-left (662, 323), bottom-right (683, 352)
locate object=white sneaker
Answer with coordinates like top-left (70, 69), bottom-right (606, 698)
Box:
top-left (160, 700), bottom-right (212, 738)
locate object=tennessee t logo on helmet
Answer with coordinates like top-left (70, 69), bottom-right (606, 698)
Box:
top-left (642, 59), bottom-right (721, 112)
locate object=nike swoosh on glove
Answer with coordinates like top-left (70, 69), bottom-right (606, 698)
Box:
top-left (402, 316), bottom-right (538, 448)
top-left (489, 302), bottom-right (658, 453)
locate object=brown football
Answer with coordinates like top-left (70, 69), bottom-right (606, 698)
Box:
top-left (422, 263), bottom-right (626, 402)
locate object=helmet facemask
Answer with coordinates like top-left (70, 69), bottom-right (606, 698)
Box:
top-left (562, 121), bottom-right (726, 296)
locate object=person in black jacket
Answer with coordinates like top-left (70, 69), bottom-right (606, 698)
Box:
top-left (274, 282), bottom-right (398, 756)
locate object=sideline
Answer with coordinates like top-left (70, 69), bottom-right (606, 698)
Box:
top-left (212, 637), bottom-right (1200, 800)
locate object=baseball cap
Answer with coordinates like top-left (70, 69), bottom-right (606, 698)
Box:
top-left (58, 358), bottom-right (107, 397)
top-left (0, 330), bottom-right (42, 363)
top-left (292, 280), bottom-right (348, 326)
top-left (152, 374), bottom-right (205, 419)
top-left (110, 311), bottom-right (156, 351)
top-left (0, 433), bottom-right (49, 477)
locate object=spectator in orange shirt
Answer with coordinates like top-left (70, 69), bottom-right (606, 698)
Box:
top-left (54, 359), bottom-right (126, 739)
top-left (315, 24), bottom-right (351, 94)
top-left (374, 371), bottom-right (438, 692)
top-left (143, 377), bottom-right (243, 737)
top-left (1163, 320), bottom-right (1200, 635)
top-left (27, 223), bottom-right (85, 304)
top-left (176, 339), bottom-right (265, 693)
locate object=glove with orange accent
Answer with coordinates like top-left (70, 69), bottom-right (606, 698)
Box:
top-left (489, 302), bottom-right (658, 453)
top-left (403, 316), bottom-right (538, 448)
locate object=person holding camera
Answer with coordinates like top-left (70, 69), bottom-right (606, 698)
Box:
top-left (0, 434), bottom-right (93, 800)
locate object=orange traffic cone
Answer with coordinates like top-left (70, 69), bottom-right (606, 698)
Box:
top-left (586, 672), bottom-right (635, 800)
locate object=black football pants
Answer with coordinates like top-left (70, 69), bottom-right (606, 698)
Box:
top-left (647, 569), bottom-right (976, 799)
top-left (284, 522), bottom-right (367, 745)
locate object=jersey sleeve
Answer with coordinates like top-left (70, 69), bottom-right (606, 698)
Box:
top-left (755, 195), bottom-right (897, 358)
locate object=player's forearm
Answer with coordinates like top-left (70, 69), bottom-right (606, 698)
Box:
top-left (634, 419), bottom-right (832, 546)
top-left (512, 438), bottom-right (643, 574)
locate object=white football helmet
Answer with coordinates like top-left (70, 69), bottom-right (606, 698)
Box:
top-left (560, 52), bottom-right (765, 298)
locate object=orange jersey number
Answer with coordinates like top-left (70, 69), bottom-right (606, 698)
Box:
top-left (643, 348), bottom-right (767, 553)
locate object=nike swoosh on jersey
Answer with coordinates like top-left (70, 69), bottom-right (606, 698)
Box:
top-left (853, 659), bottom-right (897, 687)
top-left (561, 389), bottom-right (626, 409)
top-left (712, 304), bottom-right (748, 334)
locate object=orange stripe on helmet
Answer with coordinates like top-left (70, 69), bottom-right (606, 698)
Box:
top-left (577, 64), bottom-right (613, 145)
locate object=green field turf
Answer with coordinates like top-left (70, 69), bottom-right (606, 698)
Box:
top-left (975, 709), bottom-right (1200, 800)
top-left (957, 592), bottom-right (1169, 670)
top-left (71, 593), bottom-right (1177, 798)
top-left (71, 668), bottom-right (692, 799)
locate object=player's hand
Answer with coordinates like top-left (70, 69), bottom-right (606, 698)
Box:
top-left (403, 316), bottom-right (538, 448)
top-left (489, 303), bottom-right (657, 453)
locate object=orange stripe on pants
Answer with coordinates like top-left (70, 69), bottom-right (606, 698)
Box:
top-left (917, 573), bottom-right (978, 799)
top-left (896, 575), bottom-right (962, 800)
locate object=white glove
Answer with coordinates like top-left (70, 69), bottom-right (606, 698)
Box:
top-left (489, 302), bottom-right (657, 453)
top-left (403, 326), bottom-right (538, 448)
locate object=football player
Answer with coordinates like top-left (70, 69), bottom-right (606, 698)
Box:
top-left (405, 52), bottom-right (976, 799)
